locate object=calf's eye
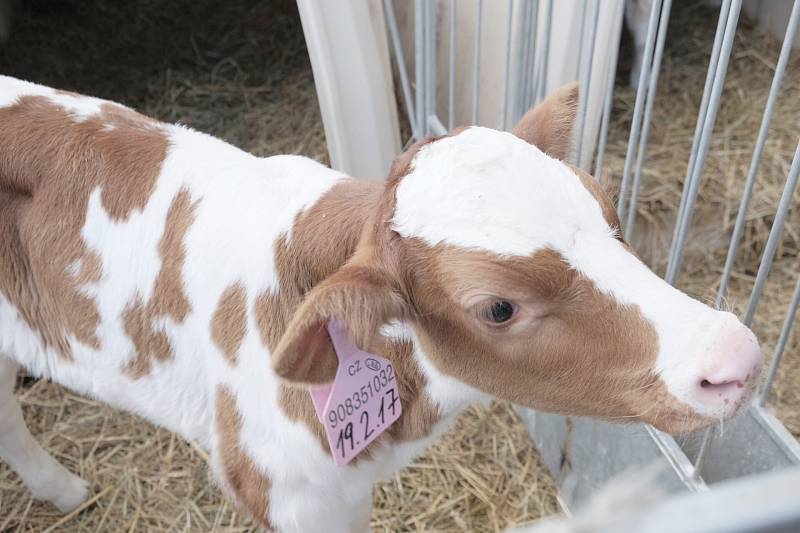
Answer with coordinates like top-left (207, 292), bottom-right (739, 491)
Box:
top-left (484, 300), bottom-right (516, 324)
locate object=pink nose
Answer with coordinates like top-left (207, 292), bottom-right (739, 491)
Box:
top-left (695, 320), bottom-right (762, 406)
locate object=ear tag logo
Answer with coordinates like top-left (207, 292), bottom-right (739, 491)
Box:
top-left (309, 321), bottom-right (402, 465)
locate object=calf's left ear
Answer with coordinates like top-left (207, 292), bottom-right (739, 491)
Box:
top-left (272, 266), bottom-right (406, 387)
top-left (512, 81), bottom-right (579, 161)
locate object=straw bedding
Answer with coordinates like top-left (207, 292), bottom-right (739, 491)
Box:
top-left (0, 0), bottom-right (797, 531)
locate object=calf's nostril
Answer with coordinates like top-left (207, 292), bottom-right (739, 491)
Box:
top-left (699, 378), bottom-right (744, 392)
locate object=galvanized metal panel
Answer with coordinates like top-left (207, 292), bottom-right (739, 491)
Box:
top-left (517, 409), bottom-right (703, 508)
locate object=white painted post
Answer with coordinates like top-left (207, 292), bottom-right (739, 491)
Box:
top-left (296, 0), bottom-right (401, 180)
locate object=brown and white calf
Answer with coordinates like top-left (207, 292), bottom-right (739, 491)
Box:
top-left (0, 75), bottom-right (761, 531)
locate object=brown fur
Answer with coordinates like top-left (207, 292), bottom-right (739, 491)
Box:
top-left (512, 81), bottom-right (579, 161)
top-left (0, 96), bottom-right (168, 358)
top-left (123, 188), bottom-right (198, 378)
top-left (215, 385), bottom-right (273, 529)
top-left (250, 179), bottom-right (441, 457)
top-left (211, 283), bottom-right (248, 366)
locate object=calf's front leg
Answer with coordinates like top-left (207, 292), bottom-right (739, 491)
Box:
top-left (0, 355), bottom-right (89, 512)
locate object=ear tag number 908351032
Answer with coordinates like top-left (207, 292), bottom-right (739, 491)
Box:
top-left (309, 321), bottom-right (402, 466)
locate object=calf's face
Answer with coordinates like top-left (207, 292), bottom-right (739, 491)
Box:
top-left (274, 83), bottom-right (762, 435)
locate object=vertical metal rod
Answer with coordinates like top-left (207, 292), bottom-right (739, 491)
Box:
top-left (665, 0), bottom-right (742, 286)
top-left (449, 0), bottom-right (457, 131)
top-left (760, 275), bottom-right (800, 406)
top-left (744, 140), bottom-right (800, 326)
top-left (526, 0), bottom-right (540, 109)
top-left (501, 0), bottom-right (514, 130)
top-left (716, 0), bottom-right (800, 306)
top-left (666, 0), bottom-right (731, 280)
top-left (425, 0), bottom-right (436, 131)
top-left (519, 0), bottom-right (536, 115)
top-left (575, 0), bottom-right (600, 168)
top-left (574, 2), bottom-right (588, 103)
top-left (595, 0), bottom-right (625, 178)
top-left (624, 0), bottom-right (673, 240)
top-left (617, 0), bottom-right (662, 223)
top-left (472, 0), bottom-right (483, 125)
top-left (535, 0), bottom-right (552, 103)
top-left (383, 0), bottom-right (417, 137)
top-left (518, 0), bottom-right (533, 116)
top-left (414, 0), bottom-right (426, 138)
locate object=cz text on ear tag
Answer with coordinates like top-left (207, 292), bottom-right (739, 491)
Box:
top-left (309, 321), bottom-right (402, 465)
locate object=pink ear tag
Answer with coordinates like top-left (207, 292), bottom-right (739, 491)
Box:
top-left (309, 321), bottom-right (402, 465)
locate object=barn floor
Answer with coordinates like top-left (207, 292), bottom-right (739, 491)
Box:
top-left (0, 0), bottom-right (798, 531)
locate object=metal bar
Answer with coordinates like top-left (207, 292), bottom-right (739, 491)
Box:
top-left (526, 0), bottom-right (539, 110)
top-left (616, 0), bottom-right (662, 223)
top-left (646, 427), bottom-right (709, 492)
top-left (472, 0), bottom-right (483, 124)
top-left (760, 275), bottom-right (800, 406)
top-left (665, 0), bottom-right (732, 281)
top-left (744, 139), bottom-right (800, 325)
top-left (716, 0), bottom-right (800, 306)
top-left (425, 0), bottom-right (436, 133)
top-left (575, 0), bottom-right (600, 169)
top-left (624, 0), bottom-right (673, 240)
top-left (383, 0), bottom-right (417, 137)
top-left (518, 0), bottom-right (533, 117)
top-left (595, 0), bottom-right (625, 178)
top-left (535, 0), bottom-right (552, 103)
top-left (414, 0), bottom-right (425, 138)
top-left (515, 0), bottom-right (529, 122)
top-left (665, 0), bottom-right (742, 285)
top-left (501, 0), bottom-right (513, 130)
top-left (427, 114), bottom-right (447, 135)
top-left (449, 0), bottom-right (456, 130)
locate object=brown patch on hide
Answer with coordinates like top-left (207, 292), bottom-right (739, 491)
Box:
top-left (123, 188), bottom-right (197, 378)
top-left (215, 385), bottom-right (273, 529)
top-left (211, 283), bottom-right (248, 365)
top-left (0, 93), bottom-right (168, 359)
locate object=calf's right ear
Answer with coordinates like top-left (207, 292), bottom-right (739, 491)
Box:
top-left (272, 265), bottom-right (406, 387)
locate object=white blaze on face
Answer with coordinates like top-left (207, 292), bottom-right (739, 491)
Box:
top-left (392, 126), bottom-right (760, 420)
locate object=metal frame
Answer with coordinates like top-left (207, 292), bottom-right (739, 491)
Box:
top-left (381, 0), bottom-right (800, 513)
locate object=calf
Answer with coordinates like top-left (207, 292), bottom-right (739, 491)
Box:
top-left (0, 75), bottom-right (761, 531)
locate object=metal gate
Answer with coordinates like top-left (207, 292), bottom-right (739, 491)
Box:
top-left (383, 0), bottom-right (800, 522)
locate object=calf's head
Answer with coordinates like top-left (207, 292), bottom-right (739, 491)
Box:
top-left (274, 83), bottom-right (762, 435)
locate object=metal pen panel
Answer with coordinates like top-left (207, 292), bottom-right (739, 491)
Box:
top-left (575, 0), bottom-right (600, 169)
top-left (472, 0), bottom-right (483, 125)
top-left (744, 140), bottom-right (800, 325)
top-left (449, 0), bottom-right (456, 131)
top-left (624, 0), bottom-right (673, 240)
top-left (716, 0), bottom-right (800, 307)
top-left (525, 0), bottom-right (539, 110)
top-left (534, 0), bottom-right (552, 104)
top-left (595, 0), bottom-right (625, 178)
top-left (383, 0), bottom-right (417, 137)
top-left (414, 0), bottom-right (425, 138)
top-left (760, 276), bottom-right (800, 407)
top-left (667, 0), bottom-right (731, 273)
top-left (501, 0), bottom-right (513, 130)
top-left (425, 0), bottom-right (436, 133)
top-left (664, 0), bottom-right (742, 285)
top-left (617, 0), bottom-right (662, 223)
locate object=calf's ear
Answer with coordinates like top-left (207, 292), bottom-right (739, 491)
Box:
top-left (272, 265), bottom-right (406, 387)
top-left (512, 81), bottom-right (579, 161)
